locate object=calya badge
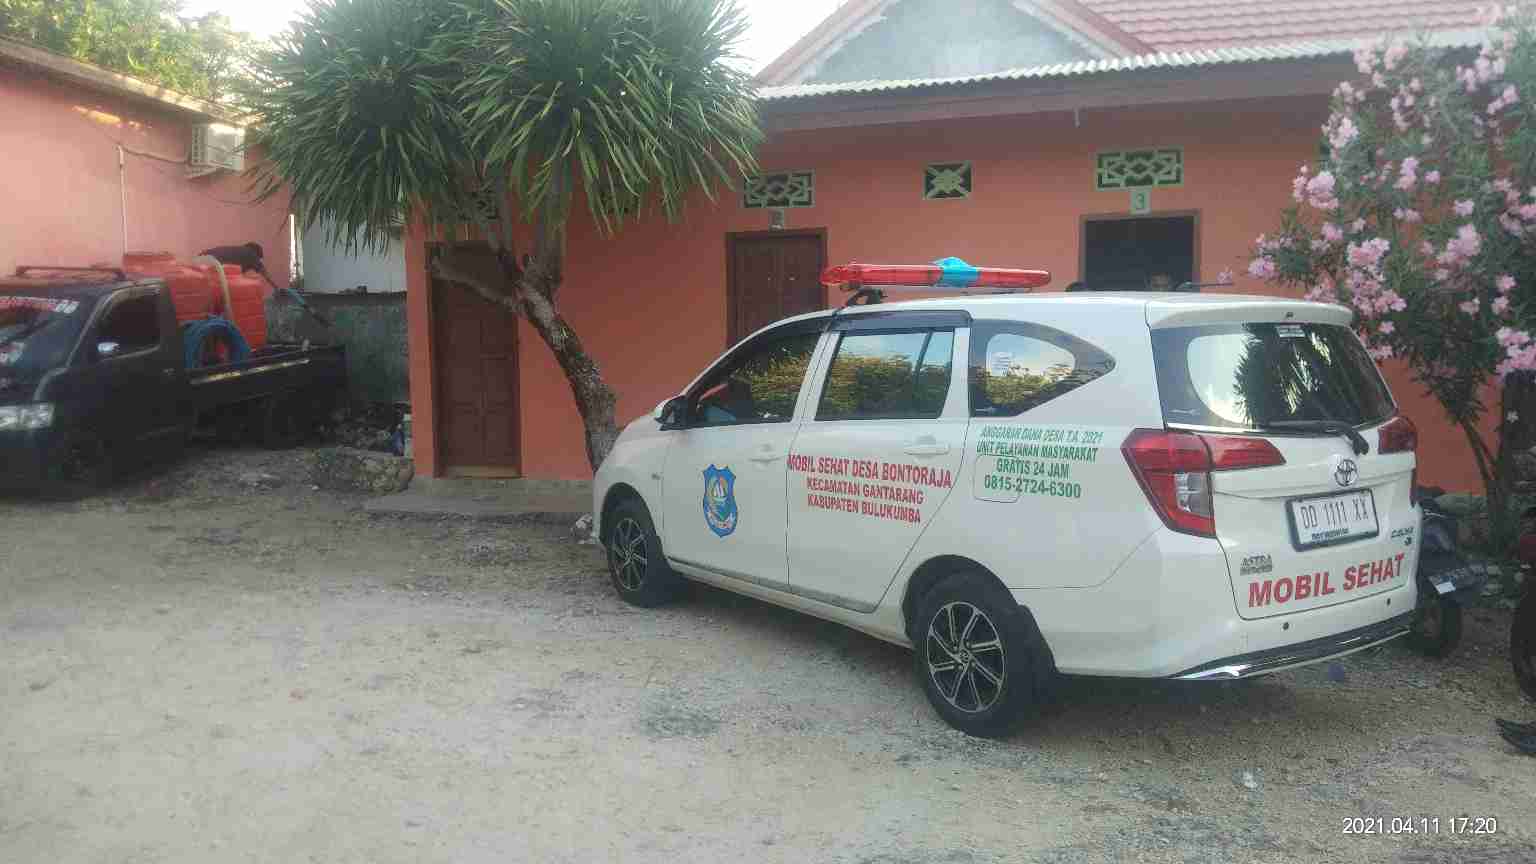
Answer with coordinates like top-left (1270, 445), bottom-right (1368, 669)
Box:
top-left (702, 464), bottom-right (739, 538)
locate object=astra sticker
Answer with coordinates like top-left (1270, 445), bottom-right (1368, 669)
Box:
top-left (1239, 554), bottom-right (1274, 576)
top-left (702, 464), bottom-right (739, 538)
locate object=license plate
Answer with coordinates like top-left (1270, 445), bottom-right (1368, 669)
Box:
top-left (1287, 489), bottom-right (1378, 550)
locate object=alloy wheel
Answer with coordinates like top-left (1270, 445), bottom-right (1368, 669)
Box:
top-left (608, 517), bottom-right (648, 592)
top-left (926, 601), bottom-right (1006, 713)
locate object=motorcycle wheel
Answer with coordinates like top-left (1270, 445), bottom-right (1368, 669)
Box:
top-left (1513, 590), bottom-right (1536, 702)
top-left (1408, 592), bottom-right (1463, 658)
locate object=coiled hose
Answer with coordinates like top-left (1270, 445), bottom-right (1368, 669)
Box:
top-left (183, 316), bottom-right (250, 369)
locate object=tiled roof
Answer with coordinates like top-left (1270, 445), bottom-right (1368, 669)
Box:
top-left (756, 29), bottom-right (1483, 102)
top-left (1080, 0), bottom-right (1487, 52)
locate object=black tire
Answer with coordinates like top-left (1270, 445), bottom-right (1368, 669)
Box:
top-left (1514, 590), bottom-right (1536, 702)
top-left (1407, 592), bottom-right (1463, 658)
top-left (260, 393), bottom-right (310, 449)
top-left (913, 570), bottom-right (1052, 737)
top-left (40, 436), bottom-right (112, 501)
top-left (603, 498), bottom-right (682, 608)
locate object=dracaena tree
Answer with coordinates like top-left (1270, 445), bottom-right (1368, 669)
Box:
top-left (1246, 7), bottom-right (1536, 532)
top-left (245, 0), bottom-right (761, 469)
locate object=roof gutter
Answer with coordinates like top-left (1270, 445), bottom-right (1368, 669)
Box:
top-left (0, 36), bottom-right (236, 124)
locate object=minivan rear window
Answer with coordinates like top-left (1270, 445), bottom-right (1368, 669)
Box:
top-left (1151, 323), bottom-right (1395, 430)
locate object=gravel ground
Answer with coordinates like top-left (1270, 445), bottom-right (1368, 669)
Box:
top-left (2, 445), bottom-right (1535, 863)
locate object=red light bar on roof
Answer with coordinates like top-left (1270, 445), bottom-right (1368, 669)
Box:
top-left (820, 257), bottom-right (1051, 292)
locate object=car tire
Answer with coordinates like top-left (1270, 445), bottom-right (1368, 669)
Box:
top-left (1407, 592), bottom-right (1464, 658)
top-left (260, 393), bottom-right (309, 449)
top-left (41, 436), bottom-right (112, 501)
top-left (603, 498), bottom-right (682, 608)
top-left (913, 570), bottom-right (1051, 737)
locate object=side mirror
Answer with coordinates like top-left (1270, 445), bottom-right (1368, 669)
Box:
top-left (654, 396), bottom-right (687, 428)
top-left (95, 341), bottom-right (121, 359)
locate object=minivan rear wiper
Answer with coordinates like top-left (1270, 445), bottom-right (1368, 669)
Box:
top-left (1256, 420), bottom-right (1370, 455)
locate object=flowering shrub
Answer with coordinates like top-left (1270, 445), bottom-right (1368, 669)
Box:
top-left (1247, 7), bottom-right (1536, 520)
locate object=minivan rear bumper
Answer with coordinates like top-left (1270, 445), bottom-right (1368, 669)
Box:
top-left (1171, 611), bottom-right (1413, 680)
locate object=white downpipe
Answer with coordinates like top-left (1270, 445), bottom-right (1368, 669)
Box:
top-left (192, 255), bottom-right (233, 319)
top-left (117, 145), bottom-right (128, 258)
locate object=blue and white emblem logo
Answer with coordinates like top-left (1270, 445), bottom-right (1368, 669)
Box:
top-left (702, 464), bottom-right (739, 538)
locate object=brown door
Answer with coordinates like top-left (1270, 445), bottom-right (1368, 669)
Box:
top-left (433, 271), bottom-right (520, 476)
top-left (726, 230), bottom-right (826, 345)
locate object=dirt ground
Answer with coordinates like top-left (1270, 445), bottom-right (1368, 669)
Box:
top-left (3, 445), bottom-right (1535, 863)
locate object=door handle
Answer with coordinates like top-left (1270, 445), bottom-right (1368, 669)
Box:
top-left (904, 440), bottom-right (950, 456)
top-left (749, 450), bottom-right (784, 464)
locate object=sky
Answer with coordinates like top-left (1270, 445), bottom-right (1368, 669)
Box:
top-left (183, 0), bottom-right (844, 73)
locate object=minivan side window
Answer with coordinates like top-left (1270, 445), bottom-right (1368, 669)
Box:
top-left (96, 292), bottom-right (161, 356)
top-left (817, 329), bottom-right (955, 420)
top-left (690, 331), bottom-right (820, 426)
top-left (969, 321), bottom-right (1115, 417)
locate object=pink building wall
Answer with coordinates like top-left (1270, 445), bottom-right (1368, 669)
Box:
top-left (405, 93), bottom-right (1496, 494)
top-left (0, 65), bottom-right (291, 285)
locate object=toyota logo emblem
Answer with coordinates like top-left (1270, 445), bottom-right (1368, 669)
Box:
top-left (1334, 458), bottom-right (1360, 488)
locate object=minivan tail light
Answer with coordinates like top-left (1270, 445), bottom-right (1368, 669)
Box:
top-left (1121, 430), bottom-right (1287, 538)
top-left (1377, 415), bottom-right (1419, 504)
top-left (1378, 415), bottom-right (1417, 454)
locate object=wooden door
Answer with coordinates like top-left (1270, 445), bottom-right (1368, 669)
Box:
top-left (433, 274), bottom-right (520, 476)
top-left (726, 231), bottom-right (826, 345)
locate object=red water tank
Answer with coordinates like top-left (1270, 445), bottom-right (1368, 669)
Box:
top-left (219, 264), bottom-right (269, 351)
top-left (121, 251), bottom-right (216, 325)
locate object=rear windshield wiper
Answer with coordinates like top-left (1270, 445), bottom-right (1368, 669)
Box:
top-left (1256, 420), bottom-right (1370, 455)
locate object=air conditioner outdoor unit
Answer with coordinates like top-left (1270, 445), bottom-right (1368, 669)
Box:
top-left (187, 122), bottom-right (245, 177)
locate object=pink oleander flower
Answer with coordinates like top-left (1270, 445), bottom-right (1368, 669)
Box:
top-left (1369, 345), bottom-right (1395, 361)
top-left (1519, 203), bottom-right (1536, 221)
top-left (1327, 115), bottom-right (1359, 151)
top-left (1454, 199), bottom-right (1476, 217)
top-left (1460, 298), bottom-right (1482, 315)
top-left (1347, 238), bottom-right (1391, 269)
top-left (1420, 240), bottom-right (1436, 256)
top-left (1304, 171), bottom-right (1339, 210)
top-left (1217, 269), bottom-right (1234, 284)
top-left (1395, 157), bottom-right (1419, 191)
top-left (1378, 321), bottom-right (1396, 335)
top-left (1351, 218), bottom-right (1367, 232)
top-left (1447, 224), bottom-right (1483, 260)
top-left (1425, 169), bottom-right (1441, 184)
top-left (1494, 296), bottom-right (1511, 315)
top-left (1394, 208), bottom-right (1421, 223)
top-left (1435, 268), bottom-right (1452, 282)
top-left (1248, 257), bottom-right (1277, 280)
top-left (1499, 274), bottom-right (1517, 293)
top-left (1322, 222), bottom-right (1344, 244)
top-left (1355, 47), bottom-right (1376, 75)
top-left (1497, 326), bottom-right (1531, 349)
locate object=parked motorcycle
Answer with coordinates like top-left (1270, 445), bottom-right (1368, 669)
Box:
top-left (1408, 497), bottom-right (1489, 657)
top-left (1513, 531), bottom-right (1536, 702)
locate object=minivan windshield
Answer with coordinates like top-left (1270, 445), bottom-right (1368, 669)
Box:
top-left (1152, 322), bottom-right (1395, 431)
top-left (0, 294), bottom-right (88, 376)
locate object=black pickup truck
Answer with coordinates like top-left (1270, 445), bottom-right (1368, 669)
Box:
top-left (0, 267), bottom-right (346, 496)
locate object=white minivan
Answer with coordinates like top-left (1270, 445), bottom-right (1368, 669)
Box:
top-left (593, 263), bottom-right (1419, 736)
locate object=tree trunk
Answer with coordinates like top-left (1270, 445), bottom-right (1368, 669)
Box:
top-left (430, 244), bottom-right (620, 472)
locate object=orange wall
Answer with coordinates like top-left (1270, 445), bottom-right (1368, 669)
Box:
top-left (0, 66), bottom-right (292, 285)
top-left (407, 94), bottom-right (1492, 493)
